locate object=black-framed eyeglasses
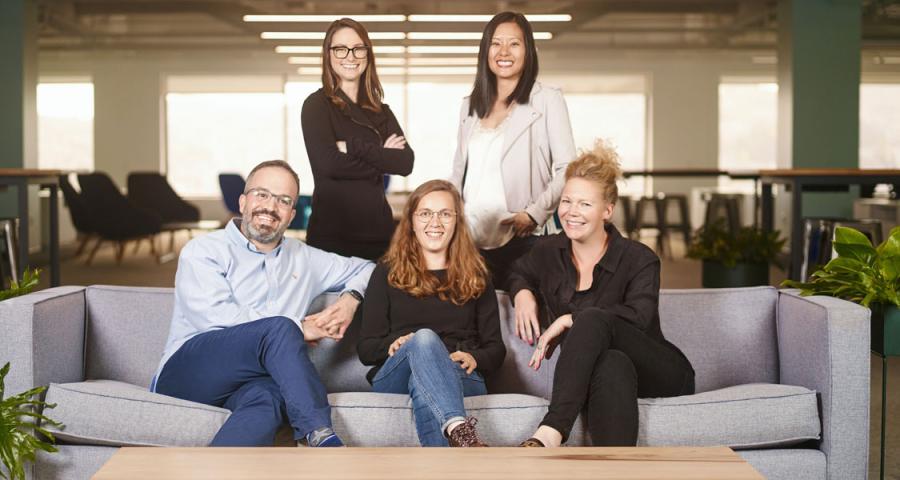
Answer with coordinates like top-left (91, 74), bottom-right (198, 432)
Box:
top-left (244, 187), bottom-right (295, 209)
top-left (414, 209), bottom-right (456, 224)
top-left (330, 46), bottom-right (369, 59)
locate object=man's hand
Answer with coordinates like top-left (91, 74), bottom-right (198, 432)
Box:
top-left (301, 320), bottom-right (329, 346)
top-left (529, 314), bottom-right (573, 371)
top-left (336, 140), bottom-right (347, 153)
top-left (450, 351), bottom-right (478, 375)
top-left (388, 332), bottom-right (415, 356)
top-left (304, 293), bottom-right (360, 339)
top-left (501, 211), bottom-right (537, 237)
top-left (514, 289), bottom-right (541, 345)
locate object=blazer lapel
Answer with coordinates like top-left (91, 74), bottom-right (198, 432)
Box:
top-left (500, 102), bottom-right (540, 160)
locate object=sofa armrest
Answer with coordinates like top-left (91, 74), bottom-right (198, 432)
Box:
top-left (776, 290), bottom-right (870, 480)
top-left (0, 286), bottom-right (88, 396)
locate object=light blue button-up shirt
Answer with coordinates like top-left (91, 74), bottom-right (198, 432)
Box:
top-left (151, 219), bottom-right (374, 391)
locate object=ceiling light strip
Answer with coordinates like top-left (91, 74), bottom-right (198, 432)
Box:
top-left (245, 15), bottom-right (406, 22)
top-left (407, 14), bottom-right (571, 22)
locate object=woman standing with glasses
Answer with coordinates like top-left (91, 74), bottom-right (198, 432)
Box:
top-left (450, 11), bottom-right (576, 297)
top-left (358, 180), bottom-right (505, 447)
top-left (301, 18), bottom-right (413, 260)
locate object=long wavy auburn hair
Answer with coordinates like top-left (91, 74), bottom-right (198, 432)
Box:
top-left (321, 18), bottom-right (384, 112)
top-left (383, 180), bottom-right (488, 305)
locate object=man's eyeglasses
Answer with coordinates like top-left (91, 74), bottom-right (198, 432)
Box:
top-left (414, 209), bottom-right (457, 224)
top-left (330, 46), bottom-right (369, 59)
top-left (244, 188), bottom-right (295, 209)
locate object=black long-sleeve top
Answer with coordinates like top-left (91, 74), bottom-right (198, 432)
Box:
top-left (507, 223), bottom-right (666, 341)
top-left (300, 88), bottom-right (414, 245)
top-left (358, 263), bottom-right (507, 384)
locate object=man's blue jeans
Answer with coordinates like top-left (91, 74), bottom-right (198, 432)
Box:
top-left (371, 328), bottom-right (488, 446)
top-left (155, 316), bottom-right (331, 446)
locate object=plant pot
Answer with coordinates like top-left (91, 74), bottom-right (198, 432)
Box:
top-left (701, 260), bottom-right (769, 288)
top-left (871, 304), bottom-right (900, 356)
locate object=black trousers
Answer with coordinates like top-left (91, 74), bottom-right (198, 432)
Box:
top-left (542, 310), bottom-right (695, 446)
top-left (307, 237), bottom-right (389, 261)
top-left (480, 235), bottom-right (538, 292)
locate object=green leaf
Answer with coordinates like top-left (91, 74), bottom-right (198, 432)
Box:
top-left (835, 226), bottom-right (874, 247)
top-left (0, 362), bottom-right (62, 480)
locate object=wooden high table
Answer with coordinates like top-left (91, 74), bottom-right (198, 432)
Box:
top-left (0, 169), bottom-right (62, 286)
top-left (759, 168), bottom-right (900, 281)
top-left (92, 447), bottom-right (763, 480)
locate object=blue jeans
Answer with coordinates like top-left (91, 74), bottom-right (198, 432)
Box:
top-left (371, 329), bottom-right (487, 446)
top-left (155, 316), bottom-right (331, 446)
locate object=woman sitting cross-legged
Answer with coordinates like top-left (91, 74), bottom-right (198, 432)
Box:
top-left (358, 179), bottom-right (506, 447)
top-left (510, 140), bottom-right (695, 448)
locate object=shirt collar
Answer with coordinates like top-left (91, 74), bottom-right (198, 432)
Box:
top-left (555, 223), bottom-right (626, 273)
top-left (226, 218), bottom-right (284, 255)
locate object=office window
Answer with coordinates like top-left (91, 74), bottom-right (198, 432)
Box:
top-left (405, 81), bottom-right (472, 190)
top-left (166, 76), bottom-right (285, 196)
top-left (860, 83), bottom-right (900, 169)
top-left (37, 81), bottom-right (94, 171)
top-left (718, 80), bottom-right (777, 191)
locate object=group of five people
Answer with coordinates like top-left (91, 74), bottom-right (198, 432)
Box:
top-left (151, 11), bottom-right (695, 449)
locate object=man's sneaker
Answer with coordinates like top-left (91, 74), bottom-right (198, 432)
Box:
top-left (298, 427), bottom-right (345, 447)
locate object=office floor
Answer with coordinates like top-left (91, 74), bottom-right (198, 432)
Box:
top-left (28, 232), bottom-right (899, 479)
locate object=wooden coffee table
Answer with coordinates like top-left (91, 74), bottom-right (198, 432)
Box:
top-left (92, 447), bottom-right (763, 479)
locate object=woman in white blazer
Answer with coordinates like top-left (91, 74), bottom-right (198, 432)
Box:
top-left (450, 11), bottom-right (576, 298)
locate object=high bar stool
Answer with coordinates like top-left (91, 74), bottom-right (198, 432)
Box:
top-left (633, 195), bottom-right (666, 255)
top-left (660, 193), bottom-right (691, 251)
top-left (0, 218), bottom-right (20, 287)
top-left (703, 193), bottom-right (742, 235)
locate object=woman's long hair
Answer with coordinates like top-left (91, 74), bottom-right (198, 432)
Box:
top-left (383, 180), bottom-right (488, 305)
top-left (468, 11), bottom-right (539, 119)
top-left (321, 18), bottom-right (384, 112)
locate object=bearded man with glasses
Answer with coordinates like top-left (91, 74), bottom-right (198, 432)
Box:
top-left (151, 160), bottom-right (374, 448)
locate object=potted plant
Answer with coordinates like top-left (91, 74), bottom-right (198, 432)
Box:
top-left (0, 268), bottom-right (40, 302)
top-left (783, 226), bottom-right (900, 355)
top-left (0, 362), bottom-right (61, 480)
top-left (687, 220), bottom-right (785, 288)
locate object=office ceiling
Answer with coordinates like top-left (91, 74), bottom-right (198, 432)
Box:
top-left (35, 0), bottom-right (900, 55)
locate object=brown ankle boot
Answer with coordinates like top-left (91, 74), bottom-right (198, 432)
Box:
top-left (447, 417), bottom-right (488, 447)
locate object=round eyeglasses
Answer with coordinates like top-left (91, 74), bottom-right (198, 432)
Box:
top-left (414, 209), bottom-right (456, 224)
top-left (330, 46), bottom-right (369, 59)
top-left (244, 188), bottom-right (295, 209)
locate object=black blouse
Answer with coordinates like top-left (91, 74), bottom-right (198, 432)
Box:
top-left (358, 263), bottom-right (507, 384)
top-left (300, 88), bottom-right (414, 245)
top-left (507, 223), bottom-right (665, 341)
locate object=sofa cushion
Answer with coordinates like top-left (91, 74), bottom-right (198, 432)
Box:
top-left (329, 392), bottom-right (586, 447)
top-left (637, 383), bottom-right (821, 449)
top-left (43, 380), bottom-right (228, 447)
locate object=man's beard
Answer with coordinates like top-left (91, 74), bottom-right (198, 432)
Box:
top-left (243, 208), bottom-right (287, 244)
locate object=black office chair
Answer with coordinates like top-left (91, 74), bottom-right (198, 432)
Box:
top-left (59, 174), bottom-right (99, 257)
top-left (127, 172), bottom-right (200, 223)
top-left (77, 172), bottom-right (162, 265)
top-left (218, 173), bottom-right (245, 217)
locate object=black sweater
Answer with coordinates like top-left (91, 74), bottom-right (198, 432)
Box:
top-left (507, 224), bottom-right (666, 341)
top-left (358, 263), bottom-right (507, 384)
top-left (300, 88), bottom-right (414, 245)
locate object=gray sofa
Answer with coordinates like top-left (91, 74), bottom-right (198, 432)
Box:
top-left (1, 285), bottom-right (870, 479)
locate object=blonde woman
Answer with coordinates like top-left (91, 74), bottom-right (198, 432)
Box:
top-left (509, 141), bottom-right (695, 447)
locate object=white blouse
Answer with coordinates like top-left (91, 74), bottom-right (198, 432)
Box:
top-left (463, 121), bottom-right (514, 250)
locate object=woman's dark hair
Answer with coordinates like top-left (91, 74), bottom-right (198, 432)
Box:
top-left (468, 11), bottom-right (539, 119)
top-left (321, 18), bottom-right (384, 112)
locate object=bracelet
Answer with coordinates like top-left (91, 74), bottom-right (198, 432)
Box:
top-left (342, 289), bottom-right (364, 303)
